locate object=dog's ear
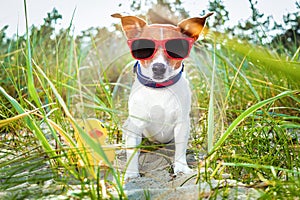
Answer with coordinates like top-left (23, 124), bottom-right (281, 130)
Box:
top-left (111, 13), bottom-right (147, 39)
top-left (177, 12), bottom-right (213, 40)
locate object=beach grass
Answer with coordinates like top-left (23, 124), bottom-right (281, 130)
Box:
top-left (0, 3), bottom-right (299, 199)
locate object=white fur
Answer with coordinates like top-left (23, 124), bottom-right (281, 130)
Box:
top-left (123, 63), bottom-right (192, 179)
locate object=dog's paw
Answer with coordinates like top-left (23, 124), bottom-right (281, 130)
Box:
top-left (124, 172), bottom-right (140, 181)
top-left (174, 162), bottom-right (193, 175)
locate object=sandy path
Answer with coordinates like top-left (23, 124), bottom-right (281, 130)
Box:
top-left (114, 148), bottom-right (260, 200)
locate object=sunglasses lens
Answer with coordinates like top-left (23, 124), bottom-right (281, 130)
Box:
top-left (131, 39), bottom-right (155, 59)
top-left (165, 39), bottom-right (190, 59)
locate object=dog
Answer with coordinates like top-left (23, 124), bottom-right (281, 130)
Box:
top-left (112, 12), bottom-right (213, 179)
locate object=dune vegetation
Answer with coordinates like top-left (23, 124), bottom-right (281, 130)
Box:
top-left (0, 0), bottom-right (299, 199)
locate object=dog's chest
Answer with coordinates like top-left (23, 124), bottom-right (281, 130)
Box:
top-left (128, 77), bottom-right (191, 121)
top-left (128, 85), bottom-right (180, 119)
top-left (127, 77), bottom-right (191, 142)
top-left (128, 85), bottom-right (181, 142)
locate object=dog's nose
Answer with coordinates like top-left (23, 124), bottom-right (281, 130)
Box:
top-left (152, 63), bottom-right (166, 75)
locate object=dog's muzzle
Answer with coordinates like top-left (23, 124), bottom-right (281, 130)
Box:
top-left (152, 63), bottom-right (166, 79)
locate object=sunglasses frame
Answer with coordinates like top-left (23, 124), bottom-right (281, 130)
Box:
top-left (127, 37), bottom-right (195, 60)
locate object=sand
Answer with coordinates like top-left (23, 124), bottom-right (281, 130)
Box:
top-left (114, 148), bottom-right (261, 200)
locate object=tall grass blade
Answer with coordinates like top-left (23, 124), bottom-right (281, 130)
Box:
top-left (224, 56), bottom-right (247, 104)
top-left (23, 0), bottom-right (41, 107)
top-left (207, 42), bottom-right (216, 152)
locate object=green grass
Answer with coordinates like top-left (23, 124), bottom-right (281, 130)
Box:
top-left (0, 4), bottom-right (300, 200)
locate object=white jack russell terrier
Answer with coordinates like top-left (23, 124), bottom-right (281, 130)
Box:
top-left (112, 12), bottom-right (213, 179)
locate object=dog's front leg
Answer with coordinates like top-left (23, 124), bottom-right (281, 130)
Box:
top-left (173, 121), bottom-right (193, 174)
top-left (123, 119), bottom-right (142, 179)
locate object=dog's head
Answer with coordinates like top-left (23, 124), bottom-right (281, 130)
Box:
top-left (112, 13), bottom-right (213, 82)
